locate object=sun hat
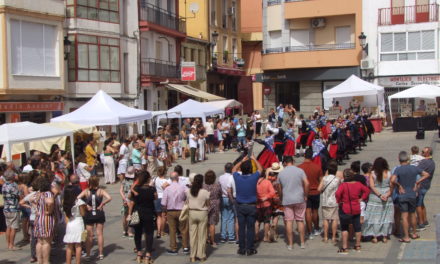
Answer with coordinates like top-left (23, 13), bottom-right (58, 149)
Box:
top-left (270, 162), bottom-right (284, 173)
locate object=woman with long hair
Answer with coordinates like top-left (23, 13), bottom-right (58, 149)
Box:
top-left (63, 185), bottom-right (86, 264)
top-left (77, 176), bottom-right (112, 261)
top-left (127, 171), bottom-right (157, 264)
top-left (153, 166), bottom-right (170, 238)
top-left (335, 169), bottom-right (370, 254)
top-left (103, 138), bottom-right (117, 184)
top-left (203, 170), bottom-right (222, 247)
top-left (362, 157), bottom-right (394, 243)
top-left (187, 174), bottom-right (210, 262)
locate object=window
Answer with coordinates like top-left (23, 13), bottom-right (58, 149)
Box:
top-left (210, 0), bottom-right (216, 26)
top-left (269, 30), bottom-right (282, 48)
top-left (380, 30), bottom-right (435, 61)
top-left (222, 36), bottom-right (228, 63)
top-left (222, 0), bottom-right (227, 28)
top-left (11, 20), bottom-right (57, 76)
top-left (156, 40), bottom-right (163, 60)
top-left (66, 0), bottom-right (119, 23)
top-left (290, 29), bottom-right (310, 47)
top-left (231, 1), bottom-right (237, 31)
top-left (335, 26), bottom-right (351, 44)
top-left (68, 34), bottom-right (120, 82)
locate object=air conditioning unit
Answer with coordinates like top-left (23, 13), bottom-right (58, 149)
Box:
top-left (311, 18), bottom-right (326, 28)
top-left (360, 59), bottom-right (374, 70)
top-left (228, 7), bottom-right (235, 16)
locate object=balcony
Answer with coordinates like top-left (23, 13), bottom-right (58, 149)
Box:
top-left (286, 43), bottom-right (355, 52)
top-left (139, 2), bottom-right (186, 38)
top-left (141, 59), bottom-right (179, 79)
top-left (378, 4), bottom-right (439, 26)
top-left (284, 0), bottom-right (360, 19)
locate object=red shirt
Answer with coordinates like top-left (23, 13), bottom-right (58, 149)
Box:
top-left (256, 178), bottom-right (276, 208)
top-left (335, 182), bottom-right (370, 215)
top-left (298, 160), bottom-right (323, 196)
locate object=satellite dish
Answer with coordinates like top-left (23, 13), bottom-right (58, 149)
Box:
top-left (189, 2), bottom-right (199, 14)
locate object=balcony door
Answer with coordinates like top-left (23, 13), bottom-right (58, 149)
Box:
top-left (335, 26), bottom-right (351, 49)
top-left (391, 0), bottom-right (405, 25)
top-left (290, 30), bottom-right (310, 50)
top-left (416, 0), bottom-right (430, 23)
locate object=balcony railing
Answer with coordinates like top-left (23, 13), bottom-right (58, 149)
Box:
top-left (262, 47), bottom-right (284, 54)
top-left (139, 2), bottom-right (186, 33)
top-left (141, 59), bottom-right (179, 78)
top-left (286, 43), bottom-right (355, 52)
top-left (285, 0), bottom-right (308, 2)
top-left (378, 4), bottom-right (439, 26)
top-left (268, 0), bottom-right (282, 6)
top-left (196, 65), bottom-right (207, 81)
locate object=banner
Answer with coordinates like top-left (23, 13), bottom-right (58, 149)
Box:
top-left (181, 61), bottom-right (196, 81)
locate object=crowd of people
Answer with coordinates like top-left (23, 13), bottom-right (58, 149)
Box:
top-left (0, 107), bottom-right (436, 263)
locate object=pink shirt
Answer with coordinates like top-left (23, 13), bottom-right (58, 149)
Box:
top-left (161, 182), bottom-right (187, 210)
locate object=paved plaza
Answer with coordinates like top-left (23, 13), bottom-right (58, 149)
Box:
top-left (0, 128), bottom-right (438, 264)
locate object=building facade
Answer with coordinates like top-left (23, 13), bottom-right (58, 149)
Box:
top-left (363, 0), bottom-right (440, 120)
top-left (261, 0), bottom-right (363, 116)
top-left (0, 0), bottom-right (66, 123)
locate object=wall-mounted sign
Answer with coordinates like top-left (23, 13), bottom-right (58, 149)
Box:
top-left (181, 61), bottom-right (196, 81)
top-left (0, 102), bottom-right (64, 112)
top-left (379, 75), bottom-right (440, 87)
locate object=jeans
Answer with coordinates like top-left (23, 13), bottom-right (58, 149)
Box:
top-left (237, 136), bottom-right (246, 148)
top-left (236, 204), bottom-right (256, 250)
top-left (221, 197), bottom-right (235, 240)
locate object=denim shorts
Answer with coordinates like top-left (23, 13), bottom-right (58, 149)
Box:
top-left (154, 198), bottom-right (163, 213)
top-left (416, 189), bottom-right (428, 207)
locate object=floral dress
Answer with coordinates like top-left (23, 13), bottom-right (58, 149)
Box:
top-left (203, 183), bottom-right (222, 225)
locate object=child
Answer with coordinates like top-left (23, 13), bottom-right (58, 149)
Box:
top-left (410, 146), bottom-right (423, 166)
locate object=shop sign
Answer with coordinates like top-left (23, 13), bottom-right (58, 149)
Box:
top-left (0, 102), bottom-right (64, 112)
top-left (378, 75), bottom-right (440, 87)
top-left (262, 74), bottom-right (287, 81)
top-left (181, 61), bottom-right (196, 81)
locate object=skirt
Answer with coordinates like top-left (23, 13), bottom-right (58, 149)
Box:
top-left (329, 144), bottom-right (338, 159)
top-left (257, 149), bottom-right (279, 169)
top-left (283, 139), bottom-right (295, 156)
top-left (322, 206), bottom-right (339, 220)
top-left (63, 217), bottom-right (85, 243)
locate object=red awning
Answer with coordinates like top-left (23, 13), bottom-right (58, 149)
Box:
top-left (216, 66), bottom-right (245, 76)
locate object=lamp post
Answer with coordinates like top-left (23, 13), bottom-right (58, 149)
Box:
top-left (358, 32), bottom-right (368, 58)
top-left (64, 36), bottom-right (72, 60)
top-left (211, 31), bottom-right (219, 68)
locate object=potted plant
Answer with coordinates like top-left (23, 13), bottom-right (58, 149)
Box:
top-left (223, 50), bottom-right (229, 63)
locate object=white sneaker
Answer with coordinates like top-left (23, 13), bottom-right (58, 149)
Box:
top-left (300, 243), bottom-right (306, 249)
top-left (307, 233), bottom-right (314, 240)
top-left (287, 245), bottom-right (293, 251)
top-left (313, 229), bottom-right (322, 236)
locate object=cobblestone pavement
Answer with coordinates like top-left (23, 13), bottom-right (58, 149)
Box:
top-left (0, 128), bottom-right (438, 264)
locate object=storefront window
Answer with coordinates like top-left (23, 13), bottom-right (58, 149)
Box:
top-left (275, 82), bottom-right (300, 111)
top-left (66, 0), bottom-right (119, 23)
top-left (68, 34), bottom-right (120, 83)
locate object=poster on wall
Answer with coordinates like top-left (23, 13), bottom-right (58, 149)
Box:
top-left (400, 104), bottom-right (412, 117)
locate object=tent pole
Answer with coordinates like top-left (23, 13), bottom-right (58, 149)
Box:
top-left (69, 134), bottom-right (76, 173)
top-left (6, 143), bottom-right (11, 162)
top-left (389, 98), bottom-right (393, 124)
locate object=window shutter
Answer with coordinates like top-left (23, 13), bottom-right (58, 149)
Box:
top-left (381, 33), bottom-right (393, 52)
top-left (394, 33), bottom-right (406, 51)
top-left (408, 32), bottom-right (421, 51)
top-left (11, 20), bottom-right (22, 74)
top-left (421, 30), bottom-right (434, 50)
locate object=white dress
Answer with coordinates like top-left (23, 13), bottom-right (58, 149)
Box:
top-left (63, 199), bottom-right (85, 243)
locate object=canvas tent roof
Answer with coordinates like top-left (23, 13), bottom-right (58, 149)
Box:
top-left (156, 99), bottom-right (224, 123)
top-left (323, 75), bottom-right (384, 99)
top-left (388, 84), bottom-right (440, 100)
top-left (203, 99), bottom-right (242, 109)
top-left (51, 90), bottom-right (152, 125)
top-left (166, 84), bottom-right (225, 101)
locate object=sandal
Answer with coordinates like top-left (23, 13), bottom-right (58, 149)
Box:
top-left (410, 234), bottom-right (420, 240)
top-left (98, 254), bottom-right (104, 260)
top-left (354, 245), bottom-right (361, 252)
top-left (383, 237), bottom-right (388, 243)
top-left (371, 237), bottom-right (378, 243)
top-left (399, 238), bottom-right (411, 243)
top-left (143, 256), bottom-right (154, 264)
top-left (337, 248), bottom-right (349, 255)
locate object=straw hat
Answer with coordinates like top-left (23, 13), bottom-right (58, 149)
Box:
top-left (269, 162), bottom-right (283, 173)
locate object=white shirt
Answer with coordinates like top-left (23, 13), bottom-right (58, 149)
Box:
top-left (23, 164), bottom-right (33, 173)
top-left (222, 122), bottom-right (230, 134)
top-left (179, 176), bottom-right (190, 188)
top-left (154, 177), bottom-right (171, 199)
top-left (204, 122), bottom-right (214, 135)
top-left (77, 162), bottom-right (91, 182)
top-left (119, 144), bottom-right (129, 161)
top-left (218, 172), bottom-right (236, 198)
top-left (255, 114), bottom-right (262, 123)
top-left (189, 134), bottom-right (198, 148)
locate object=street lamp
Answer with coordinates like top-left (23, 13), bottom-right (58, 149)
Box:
top-left (211, 31), bottom-right (219, 67)
top-left (211, 30), bottom-right (219, 45)
top-left (358, 32), bottom-right (368, 56)
top-left (64, 36), bottom-right (72, 60)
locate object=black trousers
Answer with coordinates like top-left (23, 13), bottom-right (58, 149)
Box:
top-left (134, 211), bottom-right (155, 254)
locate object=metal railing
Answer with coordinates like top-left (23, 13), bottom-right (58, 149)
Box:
top-left (141, 58), bottom-right (179, 78)
top-left (285, 0), bottom-right (309, 2)
top-left (285, 43), bottom-right (355, 52)
top-left (378, 4), bottom-right (439, 26)
top-left (139, 2), bottom-right (186, 33)
top-left (262, 47), bottom-right (284, 54)
top-left (268, 0), bottom-right (281, 6)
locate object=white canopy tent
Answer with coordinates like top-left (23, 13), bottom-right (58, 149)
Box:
top-left (388, 84), bottom-right (440, 123)
top-left (0, 122), bottom-right (74, 163)
top-left (323, 75), bottom-right (385, 111)
top-left (156, 99), bottom-right (224, 125)
top-left (203, 99), bottom-right (243, 115)
top-left (51, 90), bottom-right (152, 125)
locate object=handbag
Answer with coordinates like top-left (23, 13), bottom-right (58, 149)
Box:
top-left (81, 230), bottom-right (88, 242)
top-left (129, 210), bottom-right (140, 226)
top-left (179, 200), bottom-right (189, 222)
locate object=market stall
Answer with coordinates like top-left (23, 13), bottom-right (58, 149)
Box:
top-left (388, 84), bottom-right (440, 132)
top-left (203, 99), bottom-right (243, 116)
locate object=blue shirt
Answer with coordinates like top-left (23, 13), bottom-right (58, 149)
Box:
top-left (394, 164), bottom-right (422, 200)
top-left (131, 149), bottom-right (142, 164)
top-left (233, 171), bottom-right (260, 204)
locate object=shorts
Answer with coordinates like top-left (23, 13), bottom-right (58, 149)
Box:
top-left (416, 189), bottom-right (428, 207)
top-left (21, 207), bottom-right (31, 219)
top-left (4, 212), bottom-right (20, 229)
top-left (117, 160), bottom-right (128, 175)
top-left (322, 206), bottom-right (339, 220)
top-left (360, 201), bottom-right (366, 217)
top-left (398, 198), bottom-right (416, 213)
top-left (206, 134), bottom-right (215, 144)
top-left (284, 202), bottom-right (306, 221)
top-left (257, 206), bottom-right (272, 223)
top-left (339, 209), bottom-right (361, 232)
top-left (154, 198), bottom-right (163, 213)
top-left (307, 194), bottom-right (320, 209)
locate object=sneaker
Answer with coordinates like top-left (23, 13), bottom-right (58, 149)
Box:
top-left (287, 245), bottom-right (293, 251)
top-left (183, 248), bottom-right (190, 255)
top-left (424, 221), bottom-right (430, 227)
top-left (220, 239), bottom-right (227, 244)
top-left (314, 229), bottom-right (322, 236)
top-left (237, 249), bottom-right (246, 255)
top-left (246, 249), bottom-right (257, 256)
top-left (166, 249), bottom-right (178, 255)
top-left (416, 224), bottom-right (426, 231)
top-left (307, 233), bottom-right (314, 240)
top-left (122, 232), bottom-right (128, 238)
top-left (228, 239), bottom-right (237, 244)
top-left (300, 243), bottom-right (306, 249)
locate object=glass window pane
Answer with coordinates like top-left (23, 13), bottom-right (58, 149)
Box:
top-left (381, 54), bottom-right (398, 61)
top-left (108, 38), bottom-right (118, 46)
top-left (394, 33), bottom-right (406, 51)
top-left (68, 47), bottom-right (75, 68)
top-left (68, 69), bottom-right (76, 81)
top-left (67, 0), bottom-right (75, 4)
top-left (381, 33), bottom-right (393, 52)
top-left (418, 52), bottom-right (435, 60)
top-left (88, 8), bottom-right (98, 20)
top-left (109, 12), bottom-right (119, 23)
top-left (78, 0), bottom-right (87, 5)
top-left (99, 0), bottom-right (109, 9)
top-left (422, 30), bottom-right (434, 50)
top-left (78, 70), bottom-right (89, 81)
top-left (398, 53), bottom-right (408, 60)
top-left (407, 53), bottom-right (417, 60)
top-left (110, 47), bottom-right (119, 70)
top-left (78, 44), bottom-right (89, 68)
top-left (109, 0), bottom-right (118, 11)
top-left (88, 0), bottom-right (97, 7)
top-left (89, 45), bottom-right (99, 69)
top-left (77, 6), bottom-right (88, 18)
top-left (100, 70), bottom-right (110, 82)
top-left (99, 10), bottom-right (110, 21)
top-left (408, 32), bottom-right (420, 51)
top-left (89, 70), bottom-right (99, 81)
top-left (100, 46), bottom-right (110, 69)
top-left (111, 71), bottom-right (120, 82)
top-left (66, 7), bottom-right (75, 18)
top-left (100, 37), bottom-right (109, 45)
